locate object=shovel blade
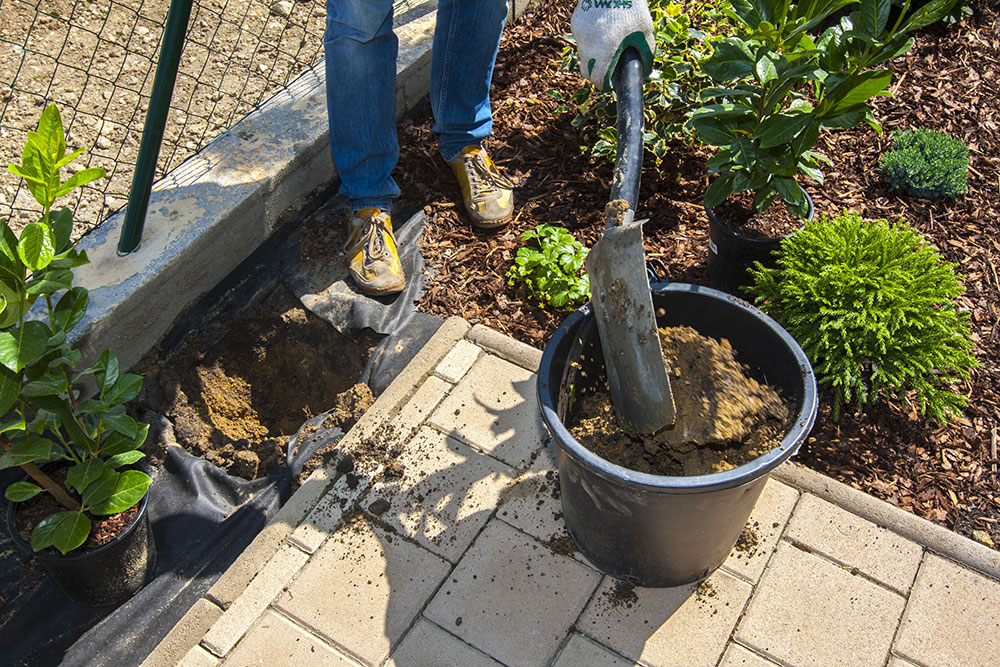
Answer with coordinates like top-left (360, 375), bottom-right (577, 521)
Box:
top-left (586, 212), bottom-right (676, 435)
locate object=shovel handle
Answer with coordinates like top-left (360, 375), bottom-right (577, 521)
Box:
top-left (609, 47), bottom-right (645, 215)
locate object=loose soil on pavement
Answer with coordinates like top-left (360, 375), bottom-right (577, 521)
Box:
top-left (398, 0), bottom-right (1000, 547)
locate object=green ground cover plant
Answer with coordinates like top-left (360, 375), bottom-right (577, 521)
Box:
top-left (747, 211), bottom-right (976, 422)
top-left (880, 128), bottom-right (969, 199)
top-left (0, 103), bottom-right (151, 555)
top-left (507, 224), bottom-right (590, 309)
top-left (555, 0), bottom-right (733, 163)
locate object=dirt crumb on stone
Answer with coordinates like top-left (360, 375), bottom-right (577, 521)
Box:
top-left (543, 533), bottom-right (577, 556)
top-left (733, 522), bottom-right (761, 559)
top-left (569, 326), bottom-right (791, 476)
top-left (607, 578), bottom-right (639, 609)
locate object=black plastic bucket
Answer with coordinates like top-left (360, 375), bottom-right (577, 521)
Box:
top-left (706, 193), bottom-right (813, 297)
top-left (537, 283), bottom-right (817, 586)
top-left (6, 489), bottom-right (156, 606)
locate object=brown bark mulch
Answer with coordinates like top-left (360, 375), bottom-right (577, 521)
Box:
top-left (396, 0), bottom-right (1000, 547)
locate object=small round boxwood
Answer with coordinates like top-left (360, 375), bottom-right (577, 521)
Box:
top-left (880, 128), bottom-right (969, 200)
top-left (747, 211), bottom-right (976, 422)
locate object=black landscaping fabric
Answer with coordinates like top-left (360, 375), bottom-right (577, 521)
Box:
top-left (0, 197), bottom-right (441, 665)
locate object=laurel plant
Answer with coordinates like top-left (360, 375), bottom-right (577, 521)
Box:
top-left (747, 211), bottom-right (976, 422)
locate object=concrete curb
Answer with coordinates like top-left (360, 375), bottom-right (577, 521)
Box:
top-left (774, 461), bottom-right (1000, 580)
top-left (466, 324), bottom-right (543, 372)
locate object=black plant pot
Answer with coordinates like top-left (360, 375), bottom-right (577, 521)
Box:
top-left (706, 193), bottom-right (814, 297)
top-left (537, 283), bottom-right (817, 587)
top-left (6, 487), bottom-right (156, 607)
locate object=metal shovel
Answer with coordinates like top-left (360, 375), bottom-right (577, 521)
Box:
top-left (584, 48), bottom-right (676, 435)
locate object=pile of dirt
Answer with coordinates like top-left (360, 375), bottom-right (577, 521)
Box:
top-left (138, 284), bottom-right (379, 480)
top-left (569, 327), bottom-right (790, 475)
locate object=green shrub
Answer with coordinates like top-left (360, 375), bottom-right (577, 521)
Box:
top-left (506, 224), bottom-right (590, 309)
top-left (555, 0), bottom-right (733, 163)
top-left (880, 128), bottom-right (969, 200)
top-left (747, 211), bottom-right (976, 422)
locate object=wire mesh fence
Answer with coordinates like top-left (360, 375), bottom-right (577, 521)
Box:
top-left (0, 0), bottom-right (331, 238)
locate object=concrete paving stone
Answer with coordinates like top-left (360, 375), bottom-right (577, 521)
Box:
top-left (721, 478), bottom-right (800, 584)
top-left (784, 493), bottom-right (923, 594)
top-left (424, 519), bottom-right (601, 667)
top-left (495, 441), bottom-right (564, 543)
top-left (394, 375), bottom-right (452, 443)
top-left (887, 656), bottom-right (920, 667)
top-left (275, 515), bottom-right (451, 666)
top-left (894, 552), bottom-right (1000, 667)
top-left (736, 541), bottom-right (905, 667)
top-left (178, 646), bottom-right (220, 667)
top-left (142, 598), bottom-right (223, 667)
top-left (429, 353), bottom-right (547, 469)
top-left (386, 618), bottom-right (503, 667)
top-left (202, 543), bottom-right (311, 657)
top-left (434, 339), bottom-right (482, 383)
top-left (222, 610), bottom-right (359, 666)
top-left (718, 644), bottom-right (780, 666)
top-left (579, 569), bottom-right (752, 667)
top-left (365, 426), bottom-right (516, 562)
top-left (289, 465), bottom-right (377, 554)
top-left (552, 633), bottom-right (636, 667)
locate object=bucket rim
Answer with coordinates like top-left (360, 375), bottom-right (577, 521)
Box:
top-left (536, 282), bottom-right (818, 494)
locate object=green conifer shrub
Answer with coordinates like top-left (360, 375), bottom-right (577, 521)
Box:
top-left (880, 128), bottom-right (969, 200)
top-left (747, 212), bottom-right (976, 422)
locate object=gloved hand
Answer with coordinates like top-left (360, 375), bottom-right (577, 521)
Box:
top-left (572, 0), bottom-right (656, 91)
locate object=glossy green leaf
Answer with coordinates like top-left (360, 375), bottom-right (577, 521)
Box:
top-left (827, 69), bottom-right (892, 114)
top-left (81, 467), bottom-right (117, 508)
top-left (94, 349), bottom-right (119, 393)
top-left (106, 450), bottom-right (145, 468)
top-left (17, 222), bottom-right (55, 273)
top-left (5, 480), bottom-right (44, 502)
top-left (52, 286), bottom-right (89, 333)
top-left (31, 510), bottom-right (90, 555)
top-left (54, 168), bottom-right (106, 199)
top-left (67, 458), bottom-right (109, 495)
top-left (854, 0), bottom-right (891, 38)
top-left (90, 470), bottom-right (151, 515)
top-left (0, 365), bottom-right (18, 415)
top-left (0, 436), bottom-right (53, 470)
top-left (756, 110), bottom-right (814, 148)
top-left (705, 172), bottom-right (737, 209)
top-left (100, 423), bottom-right (150, 457)
top-left (0, 321), bottom-right (51, 372)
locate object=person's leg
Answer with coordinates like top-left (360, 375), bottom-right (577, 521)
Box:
top-left (325, 0), bottom-right (405, 295)
top-left (431, 0), bottom-right (514, 229)
top-left (430, 0), bottom-right (509, 161)
top-left (325, 0), bottom-right (399, 210)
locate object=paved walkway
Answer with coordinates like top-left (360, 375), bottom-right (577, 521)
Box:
top-left (144, 318), bottom-right (1000, 667)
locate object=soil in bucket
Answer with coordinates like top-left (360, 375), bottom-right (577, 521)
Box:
top-left (569, 326), bottom-right (792, 476)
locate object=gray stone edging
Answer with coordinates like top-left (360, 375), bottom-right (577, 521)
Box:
top-left (774, 461), bottom-right (1000, 580)
top-left (466, 323), bottom-right (543, 372)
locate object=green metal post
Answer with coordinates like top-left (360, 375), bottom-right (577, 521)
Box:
top-left (118, 0), bottom-right (194, 254)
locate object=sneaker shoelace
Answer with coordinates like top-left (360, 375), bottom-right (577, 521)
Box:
top-left (348, 212), bottom-right (392, 269)
top-left (465, 152), bottom-right (514, 205)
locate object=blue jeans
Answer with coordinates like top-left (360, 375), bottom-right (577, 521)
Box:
top-left (325, 0), bottom-right (508, 211)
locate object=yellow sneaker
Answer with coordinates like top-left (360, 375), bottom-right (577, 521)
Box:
top-left (447, 145), bottom-right (515, 229)
top-left (345, 208), bottom-right (405, 296)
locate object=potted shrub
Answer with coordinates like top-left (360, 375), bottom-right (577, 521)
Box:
top-left (1, 103), bottom-right (155, 606)
top-left (689, 0), bottom-right (958, 293)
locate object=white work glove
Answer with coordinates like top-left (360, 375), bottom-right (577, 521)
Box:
top-left (571, 0), bottom-right (656, 91)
